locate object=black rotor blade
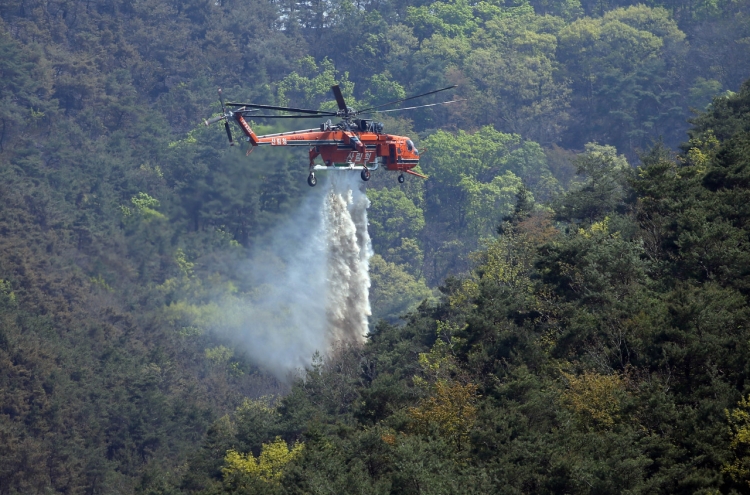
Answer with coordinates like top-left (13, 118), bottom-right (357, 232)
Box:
top-left (242, 114), bottom-right (335, 119)
top-left (224, 121), bottom-right (234, 146)
top-left (331, 85), bottom-right (347, 111)
top-left (225, 102), bottom-right (336, 116)
top-left (363, 99), bottom-right (465, 115)
top-left (218, 88), bottom-right (227, 113)
top-left (359, 85), bottom-right (458, 113)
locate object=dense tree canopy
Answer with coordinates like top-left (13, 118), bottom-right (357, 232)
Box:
top-left (1, 0), bottom-right (750, 492)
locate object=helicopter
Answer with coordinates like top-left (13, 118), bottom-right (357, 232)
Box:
top-left (204, 84), bottom-right (460, 186)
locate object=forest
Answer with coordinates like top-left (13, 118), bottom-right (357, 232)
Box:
top-left (1, 0), bottom-right (750, 493)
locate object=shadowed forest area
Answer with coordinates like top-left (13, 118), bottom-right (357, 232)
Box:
top-left (2, 0), bottom-right (750, 493)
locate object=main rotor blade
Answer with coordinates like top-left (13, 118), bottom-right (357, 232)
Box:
top-left (363, 99), bottom-right (465, 115)
top-left (359, 85), bottom-right (458, 113)
top-left (243, 114), bottom-right (335, 119)
top-left (218, 88), bottom-right (227, 113)
top-left (224, 121), bottom-right (234, 145)
top-left (331, 85), bottom-right (347, 111)
top-left (225, 102), bottom-right (336, 116)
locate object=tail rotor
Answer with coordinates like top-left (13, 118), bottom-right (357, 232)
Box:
top-left (204, 88), bottom-right (242, 146)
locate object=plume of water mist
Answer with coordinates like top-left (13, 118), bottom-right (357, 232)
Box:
top-left (208, 173), bottom-right (372, 381)
top-left (218, 185), bottom-right (330, 380)
top-left (324, 174), bottom-right (372, 344)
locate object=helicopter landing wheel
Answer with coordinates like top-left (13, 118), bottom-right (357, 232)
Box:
top-left (307, 173), bottom-right (317, 187)
top-left (361, 168), bottom-right (371, 182)
top-left (398, 174), bottom-right (405, 184)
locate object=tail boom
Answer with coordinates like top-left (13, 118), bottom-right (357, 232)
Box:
top-left (235, 114), bottom-right (259, 146)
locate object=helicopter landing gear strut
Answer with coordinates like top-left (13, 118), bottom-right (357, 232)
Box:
top-left (398, 174), bottom-right (405, 183)
top-left (307, 172), bottom-right (317, 187)
top-left (361, 168), bottom-right (371, 182)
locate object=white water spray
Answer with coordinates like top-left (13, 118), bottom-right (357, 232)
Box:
top-left (211, 174), bottom-right (372, 379)
top-left (324, 174), bottom-right (372, 345)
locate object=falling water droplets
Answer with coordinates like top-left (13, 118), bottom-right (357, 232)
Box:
top-left (324, 173), bottom-right (372, 344)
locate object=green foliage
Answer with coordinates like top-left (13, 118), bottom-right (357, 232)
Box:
top-left (529, 0), bottom-right (584, 18)
top-left (459, 171), bottom-right (524, 236)
top-left (558, 6), bottom-right (688, 150)
top-left (278, 57), bottom-right (354, 109)
top-left (461, 11), bottom-right (571, 145)
top-left (559, 369), bottom-right (628, 430)
top-left (406, 0), bottom-right (482, 39)
top-left (367, 187), bottom-right (425, 253)
top-left (419, 125), bottom-right (554, 282)
top-left (363, 71), bottom-right (406, 104)
top-left (205, 345), bottom-right (233, 365)
top-left (424, 126), bottom-right (548, 188)
top-left (554, 143), bottom-right (633, 222)
top-left (3, 0), bottom-right (750, 491)
top-left (222, 437), bottom-right (303, 490)
top-left (369, 255), bottom-right (436, 323)
top-left (687, 78), bottom-right (750, 144)
top-left (408, 379), bottom-right (479, 450)
top-left (235, 396), bottom-right (281, 454)
top-left (725, 394), bottom-right (750, 488)
top-left (127, 192), bottom-right (167, 221)
top-left (386, 238), bottom-right (425, 278)
top-left (689, 77), bottom-right (725, 110)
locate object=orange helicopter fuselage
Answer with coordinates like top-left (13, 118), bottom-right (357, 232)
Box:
top-left (235, 114), bottom-right (424, 177)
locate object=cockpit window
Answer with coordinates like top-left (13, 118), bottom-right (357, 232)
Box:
top-left (407, 139), bottom-right (418, 154)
